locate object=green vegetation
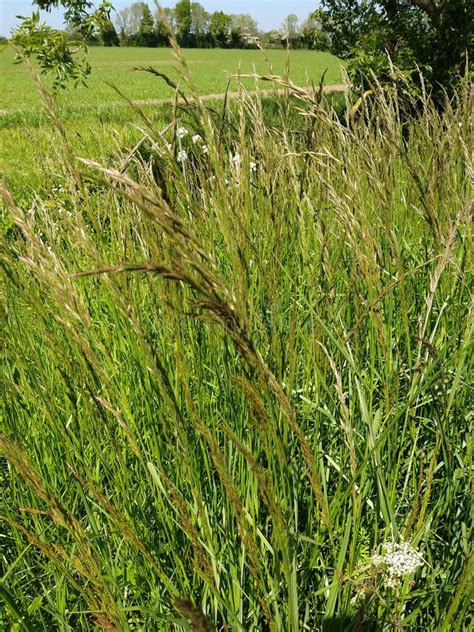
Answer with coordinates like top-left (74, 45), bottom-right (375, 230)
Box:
top-left (0, 46), bottom-right (343, 197)
top-left (319, 0), bottom-right (472, 97)
top-left (7, 1), bottom-right (334, 93)
top-left (0, 47), bottom-right (343, 116)
top-left (9, 0), bottom-right (471, 102)
top-left (1, 43), bottom-right (472, 630)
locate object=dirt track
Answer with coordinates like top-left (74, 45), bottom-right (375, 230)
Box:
top-left (0, 84), bottom-right (348, 117)
top-left (124, 83), bottom-right (348, 107)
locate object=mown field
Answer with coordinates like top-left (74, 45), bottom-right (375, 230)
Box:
top-left (1, 44), bottom-right (472, 631)
top-left (0, 46), bottom-right (344, 198)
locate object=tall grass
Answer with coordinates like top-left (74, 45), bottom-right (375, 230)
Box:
top-left (0, 56), bottom-right (472, 631)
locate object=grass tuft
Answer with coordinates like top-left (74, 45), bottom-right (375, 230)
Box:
top-left (0, 50), bottom-right (472, 630)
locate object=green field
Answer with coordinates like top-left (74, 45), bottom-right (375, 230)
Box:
top-left (0, 46), bottom-right (343, 118)
top-left (1, 44), bottom-right (472, 631)
top-left (0, 46), bottom-right (344, 197)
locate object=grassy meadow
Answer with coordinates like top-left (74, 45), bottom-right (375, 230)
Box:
top-left (0, 43), bottom-right (473, 631)
top-left (0, 46), bottom-right (343, 199)
top-left (0, 47), bottom-right (343, 115)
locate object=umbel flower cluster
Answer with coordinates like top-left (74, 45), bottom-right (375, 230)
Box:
top-left (371, 541), bottom-right (424, 589)
top-left (172, 125), bottom-right (256, 172)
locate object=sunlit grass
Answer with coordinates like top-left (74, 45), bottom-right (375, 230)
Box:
top-left (0, 54), bottom-right (472, 631)
top-left (0, 46), bottom-right (344, 114)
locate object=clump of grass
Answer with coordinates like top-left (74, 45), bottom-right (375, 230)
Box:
top-left (0, 49), bottom-right (472, 631)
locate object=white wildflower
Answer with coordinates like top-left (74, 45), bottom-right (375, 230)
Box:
top-left (192, 134), bottom-right (202, 144)
top-left (177, 126), bottom-right (188, 139)
top-left (249, 161), bottom-right (257, 173)
top-left (231, 153), bottom-right (241, 166)
top-left (201, 144), bottom-right (209, 154)
top-left (371, 541), bottom-right (423, 589)
top-left (177, 150), bottom-right (187, 163)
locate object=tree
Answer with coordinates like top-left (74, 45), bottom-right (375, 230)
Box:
top-left (115, 3), bottom-right (146, 40)
top-left (191, 2), bottom-right (210, 47)
top-left (115, 6), bottom-right (132, 38)
top-left (154, 6), bottom-right (176, 44)
top-left (101, 18), bottom-right (120, 46)
top-left (33, 0), bottom-right (106, 30)
top-left (11, 1), bottom-right (114, 88)
top-left (301, 10), bottom-right (331, 51)
top-left (317, 0), bottom-right (370, 58)
top-left (174, 0), bottom-right (192, 45)
top-left (136, 3), bottom-right (157, 47)
top-left (260, 30), bottom-right (283, 48)
top-left (281, 14), bottom-right (301, 48)
top-left (115, 2), bottom-right (156, 47)
top-left (209, 11), bottom-right (232, 48)
top-left (229, 14), bottom-right (259, 48)
top-left (231, 14), bottom-right (258, 37)
top-left (161, 7), bottom-right (176, 32)
top-left (320, 0), bottom-right (473, 96)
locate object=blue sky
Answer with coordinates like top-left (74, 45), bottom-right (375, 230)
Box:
top-left (0, 1), bottom-right (319, 36)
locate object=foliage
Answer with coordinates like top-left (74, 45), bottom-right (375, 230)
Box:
top-left (281, 14), bottom-right (301, 48)
top-left (0, 51), bottom-right (472, 629)
top-left (320, 0), bottom-right (473, 96)
top-left (319, 0), bottom-right (373, 58)
top-left (116, 1), bottom-right (146, 39)
top-left (231, 14), bottom-right (258, 37)
top-left (209, 11), bottom-right (232, 48)
top-left (260, 30), bottom-right (284, 49)
top-left (228, 14), bottom-right (260, 48)
top-left (174, 0), bottom-right (192, 46)
top-left (301, 10), bottom-right (331, 51)
top-left (10, 12), bottom-right (92, 89)
top-left (115, 2), bottom-right (157, 47)
top-left (9, 1), bottom-right (115, 88)
top-left (190, 3), bottom-right (210, 47)
top-left (101, 18), bottom-right (120, 47)
top-left (135, 3), bottom-right (157, 47)
top-left (154, 7), bottom-right (175, 47)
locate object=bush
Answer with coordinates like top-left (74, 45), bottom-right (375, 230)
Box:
top-left (321, 0), bottom-right (473, 100)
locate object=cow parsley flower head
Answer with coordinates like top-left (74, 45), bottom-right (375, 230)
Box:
top-left (231, 153), bottom-right (241, 166)
top-left (249, 161), bottom-right (257, 173)
top-left (192, 134), bottom-right (202, 144)
top-left (177, 150), bottom-right (187, 163)
top-left (177, 126), bottom-right (188, 139)
top-left (201, 144), bottom-right (209, 154)
top-left (371, 541), bottom-right (423, 589)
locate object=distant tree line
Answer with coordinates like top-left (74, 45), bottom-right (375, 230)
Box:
top-left (11, 0), bottom-right (470, 100)
top-left (64, 1), bottom-right (331, 51)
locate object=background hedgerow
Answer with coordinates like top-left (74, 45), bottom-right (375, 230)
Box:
top-left (0, 53), bottom-right (472, 631)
